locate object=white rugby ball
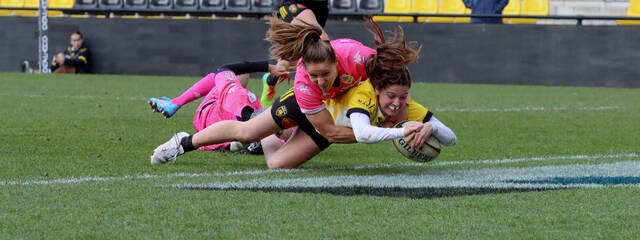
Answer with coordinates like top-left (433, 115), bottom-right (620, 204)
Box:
top-left (392, 120), bottom-right (441, 162)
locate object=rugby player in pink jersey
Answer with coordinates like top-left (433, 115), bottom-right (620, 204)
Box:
top-left (148, 60), bottom-right (288, 154)
top-left (150, 16), bottom-right (429, 166)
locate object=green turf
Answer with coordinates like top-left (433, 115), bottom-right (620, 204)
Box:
top-left (1, 72), bottom-right (639, 239)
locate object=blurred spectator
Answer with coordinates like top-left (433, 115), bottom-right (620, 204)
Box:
top-left (463, 0), bottom-right (509, 23)
top-left (50, 31), bottom-right (91, 74)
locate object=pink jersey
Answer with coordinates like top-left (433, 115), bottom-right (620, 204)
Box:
top-left (293, 38), bottom-right (376, 114)
top-left (193, 70), bottom-right (262, 150)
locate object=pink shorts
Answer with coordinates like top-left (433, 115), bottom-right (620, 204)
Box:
top-left (193, 70), bottom-right (262, 150)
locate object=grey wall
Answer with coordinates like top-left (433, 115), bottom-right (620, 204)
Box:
top-left (1, 17), bottom-right (639, 88)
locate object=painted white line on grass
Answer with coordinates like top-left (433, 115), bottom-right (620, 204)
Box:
top-left (432, 106), bottom-right (624, 113)
top-left (1, 153), bottom-right (636, 186)
top-left (174, 161), bottom-right (640, 190)
top-left (0, 93), bottom-right (146, 101)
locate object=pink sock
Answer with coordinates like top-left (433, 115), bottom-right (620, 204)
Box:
top-left (171, 73), bottom-right (217, 106)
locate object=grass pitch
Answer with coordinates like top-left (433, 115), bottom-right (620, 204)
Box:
top-left (1, 72), bottom-right (639, 239)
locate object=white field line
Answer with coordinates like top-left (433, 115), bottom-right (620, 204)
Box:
top-left (0, 93), bottom-right (626, 112)
top-left (432, 106), bottom-right (624, 112)
top-left (1, 153), bottom-right (636, 186)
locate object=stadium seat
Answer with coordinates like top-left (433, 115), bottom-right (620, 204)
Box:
top-left (358, 0), bottom-right (383, 13)
top-left (0, 0), bottom-right (23, 16)
top-left (618, 0), bottom-right (640, 25)
top-left (373, 0), bottom-right (412, 22)
top-left (173, 0), bottom-right (196, 9)
top-left (412, 0), bottom-right (437, 23)
top-left (330, 0), bottom-right (355, 13)
top-left (251, 0), bottom-right (274, 13)
top-left (200, 0), bottom-right (223, 10)
top-left (226, 0), bottom-right (249, 11)
top-left (149, 0), bottom-right (171, 9)
top-left (428, 0), bottom-right (467, 23)
top-left (124, 0), bottom-right (148, 9)
top-left (456, 7), bottom-right (471, 23)
top-left (74, 0), bottom-right (98, 9)
top-left (509, 0), bottom-right (548, 24)
top-left (100, 0), bottom-right (124, 9)
top-left (15, 0), bottom-right (38, 17)
top-left (502, 0), bottom-right (521, 23)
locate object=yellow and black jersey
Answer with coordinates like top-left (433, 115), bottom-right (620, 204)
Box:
top-left (324, 80), bottom-right (432, 127)
top-left (278, 0), bottom-right (329, 27)
top-left (50, 46), bottom-right (91, 73)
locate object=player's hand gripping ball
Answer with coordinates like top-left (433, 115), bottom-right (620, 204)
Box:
top-left (392, 120), bottom-right (441, 162)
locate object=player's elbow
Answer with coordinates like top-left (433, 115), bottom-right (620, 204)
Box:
top-left (440, 134), bottom-right (457, 146)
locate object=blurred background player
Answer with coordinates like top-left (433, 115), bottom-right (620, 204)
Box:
top-left (50, 31), bottom-right (91, 74)
top-left (147, 60), bottom-right (288, 154)
top-left (261, 0), bottom-right (330, 108)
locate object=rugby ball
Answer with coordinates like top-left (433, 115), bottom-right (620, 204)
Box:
top-left (392, 120), bottom-right (441, 162)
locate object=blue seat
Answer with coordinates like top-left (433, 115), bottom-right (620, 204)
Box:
top-left (149, 0), bottom-right (172, 9)
top-left (251, 0), bottom-right (274, 13)
top-left (99, 0), bottom-right (123, 9)
top-left (200, 0), bottom-right (223, 10)
top-left (358, 0), bottom-right (382, 13)
top-left (124, 0), bottom-right (148, 9)
top-left (174, 0), bottom-right (197, 10)
top-left (330, 0), bottom-right (355, 13)
top-left (226, 0), bottom-right (249, 12)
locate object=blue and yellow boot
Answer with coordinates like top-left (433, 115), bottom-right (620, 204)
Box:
top-left (148, 96), bottom-right (181, 118)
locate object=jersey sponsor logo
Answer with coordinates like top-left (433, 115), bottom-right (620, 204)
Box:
top-left (297, 84), bottom-right (309, 93)
top-left (276, 105), bottom-right (287, 117)
top-left (279, 6), bottom-right (288, 18)
top-left (357, 98), bottom-right (375, 110)
top-left (340, 74), bottom-right (354, 85)
top-left (247, 92), bottom-right (257, 103)
top-left (353, 52), bottom-right (366, 65)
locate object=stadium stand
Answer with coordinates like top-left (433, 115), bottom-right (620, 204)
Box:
top-left (173, 0), bottom-right (198, 10)
top-left (251, 0), bottom-right (274, 13)
top-left (124, 0), bottom-right (149, 9)
top-left (413, 0), bottom-right (437, 22)
top-left (510, 0), bottom-right (549, 23)
top-left (330, 0), bottom-right (356, 13)
top-left (100, 0), bottom-right (124, 9)
top-left (373, 0), bottom-right (412, 22)
top-left (150, 0), bottom-right (172, 9)
top-left (502, 0), bottom-right (521, 23)
top-left (0, 0), bottom-right (23, 16)
top-left (618, 0), bottom-right (640, 25)
top-left (428, 0), bottom-right (468, 23)
top-left (200, 0), bottom-right (224, 10)
top-left (226, 0), bottom-right (250, 11)
top-left (358, 0), bottom-right (383, 13)
top-left (74, 0), bottom-right (99, 9)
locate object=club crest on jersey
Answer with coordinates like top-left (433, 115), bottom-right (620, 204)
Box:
top-left (341, 74), bottom-right (354, 85)
top-left (288, 4), bottom-right (297, 13)
top-left (276, 105), bottom-right (287, 117)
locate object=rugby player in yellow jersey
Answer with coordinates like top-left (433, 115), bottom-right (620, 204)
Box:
top-left (262, 68), bottom-right (457, 168)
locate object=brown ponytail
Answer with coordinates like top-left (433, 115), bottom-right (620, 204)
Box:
top-left (265, 15), bottom-right (336, 65)
top-left (363, 16), bottom-right (422, 91)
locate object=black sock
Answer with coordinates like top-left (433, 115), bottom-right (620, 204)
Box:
top-left (266, 74), bottom-right (278, 86)
top-left (180, 134), bottom-right (196, 152)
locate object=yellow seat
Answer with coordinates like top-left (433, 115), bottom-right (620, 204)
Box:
top-left (0, 0), bottom-right (24, 16)
top-left (14, 0), bottom-right (38, 17)
top-left (502, 0), bottom-right (521, 23)
top-left (456, 7), bottom-right (471, 23)
top-left (510, 0), bottom-right (548, 24)
top-left (413, 0), bottom-right (438, 23)
top-left (428, 0), bottom-right (468, 23)
top-left (373, 0), bottom-right (413, 22)
top-left (49, 0), bottom-right (74, 8)
top-left (618, 0), bottom-right (640, 25)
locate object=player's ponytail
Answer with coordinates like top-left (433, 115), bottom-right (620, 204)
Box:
top-left (363, 16), bottom-right (421, 90)
top-left (266, 15), bottom-right (336, 65)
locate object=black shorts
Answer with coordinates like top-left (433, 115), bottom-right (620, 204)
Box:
top-left (270, 88), bottom-right (331, 150)
top-left (278, 0), bottom-right (329, 27)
